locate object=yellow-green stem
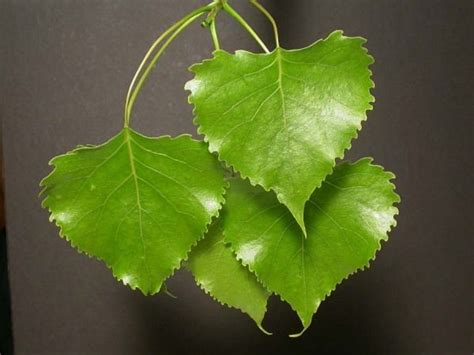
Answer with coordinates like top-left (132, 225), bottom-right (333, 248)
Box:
top-left (223, 2), bottom-right (270, 53)
top-left (209, 20), bottom-right (221, 50)
top-left (249, 0), bottom-right (280, 48)
top-left (124, 4), bottom-right (213, 127)
top-left (124, 0), bottom-right (273, 127)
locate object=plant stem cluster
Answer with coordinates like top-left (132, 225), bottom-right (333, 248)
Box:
top-left (124, 0), bottom-right (279, 128)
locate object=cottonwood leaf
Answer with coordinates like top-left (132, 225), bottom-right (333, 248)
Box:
top-left (187, 30), bottom-right (374, 235)
top-left (187, 223), bottom-right (270, 333)
top-left (40, 128), bottom-right (226, 295)
top-left (222, 158), bottom-right (399, 336)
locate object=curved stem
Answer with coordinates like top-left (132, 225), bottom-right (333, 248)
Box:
top-left (203, 0), bottom-right (223, 49)
top-left (124, 4), bottom-right (213, 127)
top-left (223, 3), bottom-right (270, 53)
top-left (249, 0), bottom-right (280, 48)
top-left (209, 20), bottom-right (221, 50)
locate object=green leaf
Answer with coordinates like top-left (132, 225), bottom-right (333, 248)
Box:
top-left (187, 222), bottom-right (271, 333)
top-left (40, 128), bottom-right (226, 295)
top-left (187, 30), bottom-right (374, 235)
top-left (222, 158), bottom-right (399, 336)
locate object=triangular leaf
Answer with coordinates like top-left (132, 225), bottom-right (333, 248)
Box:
top-left (187, 222), bottom-right (270, 333)
top-left (187, 30), bottom-right (374, 234)
top-left (221, 158), bottom-right (399, 336)
top-left (40, 128), bottom-right (226, 295)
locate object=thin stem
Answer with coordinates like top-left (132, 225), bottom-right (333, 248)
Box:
top-left (249, 0), bottom-right (280, 48)
top-left (223, 3), bottom-right (270, 53)
top-left (125, 12), bottom-right (205, 126)
top-left (124, 24), bottom-right (177, 125)
top-left (209, 20), bottom-right (221, 50)
top-left (203, 0), bottom-right (223, 50)
top-left (124, 4), bottom-right (213, 127)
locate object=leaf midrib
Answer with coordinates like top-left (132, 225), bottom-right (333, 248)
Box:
top-left (124, 128), bottom-right (152, 289)
top-left (276, 49), bottom-right (287, 130)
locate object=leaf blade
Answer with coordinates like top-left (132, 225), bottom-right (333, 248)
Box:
top-left (187, 223), bottom-right (271, 332)
top-left (222, 158), bottom-right (399, 335)
top-left (41, 128), bottom-right (226, 295)
top-left (187, 30), bottom-right (374, 233)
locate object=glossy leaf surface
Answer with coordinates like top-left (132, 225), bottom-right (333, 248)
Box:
top-left (222, 159), bottom-right (399, 336)
top-left (187, 30), bottom-right (374, 234)
top-left (187, 223), bottom-right (270, 331)
top-left (41, 128), bottom-right (226, 295)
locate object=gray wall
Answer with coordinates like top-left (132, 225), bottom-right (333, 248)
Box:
top-left (2, 0), bottom-right (472, 354)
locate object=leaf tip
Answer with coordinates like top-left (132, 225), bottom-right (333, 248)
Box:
top-left (291, 209), bottom-right (308, 238)
top-left (257, 324), bottom-right (272, 336)
top-left (289, 324), bottom-right (310, 338)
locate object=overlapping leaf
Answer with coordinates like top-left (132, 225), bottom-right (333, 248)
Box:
top-left (187, 223), bottom-right (270, 332)
top-left (187, 30), bottom-right (375, 234)
top-left (221, 159), bottom-right (399, 336)
top-left (40, 128), bottom-right (226, 295)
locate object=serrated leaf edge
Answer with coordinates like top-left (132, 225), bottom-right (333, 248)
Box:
top-left (39, 129), bottom-right (229, 296)
top-left (186, 266), bottom-right (272, 335)
top-left (186, 30), bottom-right (376, 235)
top-left (186, 217), bottom-right (272, 334)
top-left (224, 158), bottom-right (400, 337)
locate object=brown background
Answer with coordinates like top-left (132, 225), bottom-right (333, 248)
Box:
top-left (1, 0), bottom-right (472, 354)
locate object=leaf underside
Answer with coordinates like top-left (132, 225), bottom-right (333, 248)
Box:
top-left (40, 128), bottom-right (226, 295)
top-left (187, 30), bottom-right (375, 234)
top-left (187, 223), bottom-right (270, 332)
top-left (222, 158), bottom-right (399, 336)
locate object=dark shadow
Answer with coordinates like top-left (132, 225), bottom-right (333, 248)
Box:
top-left (0, 230), bottom-right (13, 355)
top-left (262, 0), bottom-right (298, 48)
top-left (0, 126), bottom-right (13, 354)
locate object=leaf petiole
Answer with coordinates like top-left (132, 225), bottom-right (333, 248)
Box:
top-left (222, 2), bottom-right (270, 53)
top-left (249, 0), bottom-right (280, 48)
top-left (124, 0), bottom-right (275, 127)
top-left (209, 19), bottom-right (221, 50)
top-left (203, 3), bottom-right (223, 50)
top-left (124, 4), bottom-right (214, 127)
